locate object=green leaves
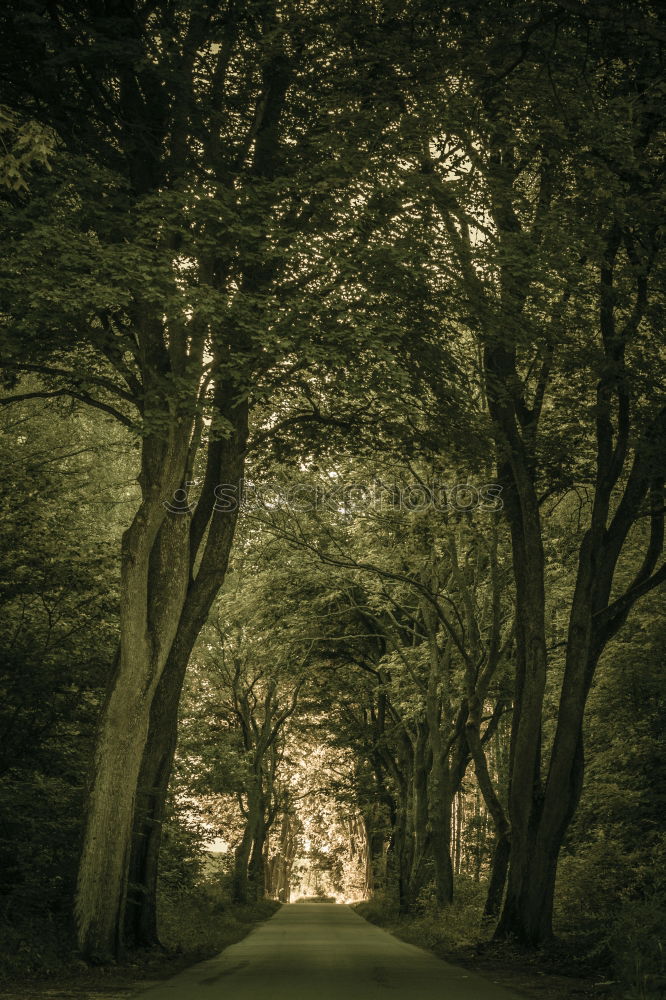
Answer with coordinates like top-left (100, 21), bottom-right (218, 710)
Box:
top-left (0, 107), bottom-right (56, 192)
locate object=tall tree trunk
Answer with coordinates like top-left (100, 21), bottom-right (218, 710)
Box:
top-left (123, 648), bottom-right (186, 949)
top-left (76, 703), bottom-right (147, 962)
top-left (233, 769), bottom-right (264, 905)
top-left (75, 421), bottom-right (192, 962)
top-left (248, 812), bottom-right (267, 901)
top-left (466, 695), bottom-right (511, 919)
top-left (477, 111), bottom-right (665, 934)
top-left (272, 811), bottom-right (295, 902)
top-left (494, 462), bottom-right (662, 943)
top-left (495, 627), bottom-right (589, 941)
top-left (387, 803), bottom-right (412, 914)
top-left (481, 328), bottom-right (550, 944)
top-left (491, 524), bottom-right (550, 943)
top-left (364, 826), bottom-right (386, 898)
top-left (425, 672), bottom-right (460, 908)
top-left (124, 400), bottom-right (247, 947)
top-left (232, 817), bottom-right (256, 905)
top-left (428, 749), bottom-right (454, 907)
top-left (406, 725), bottom-right (430, 910)
top-left (454, 793), bottom-right (463, 876)
top-left (484, 833), bottom-right (511, 920)
top-left (430, 789), bottom-right (454, 906)
top-left (495, 504), bottom-right (549, 942)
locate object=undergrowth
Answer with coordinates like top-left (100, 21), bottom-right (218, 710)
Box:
top-left (355, 877), bottom-right (488, 956)
top-left (0, 889), bottom-right (279, 987)
top-left (355, 873), bottom-right (666, 1000)
top-left (158, 884), bottom-right (280, 959)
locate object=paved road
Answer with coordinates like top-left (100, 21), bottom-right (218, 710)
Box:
top-left (138, 902), bottom-right (521, 1000)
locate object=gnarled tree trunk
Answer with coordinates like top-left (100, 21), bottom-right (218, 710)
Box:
top-left (76, 422), bottom-right (192, 962)
top-left (125, 399), bottom-right (247, 946)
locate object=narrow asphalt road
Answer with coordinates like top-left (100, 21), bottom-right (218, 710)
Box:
top-left (138, 902), bottom-right (522, 1000)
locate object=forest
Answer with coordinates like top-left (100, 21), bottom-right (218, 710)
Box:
top-left (0, 2), bottom-right (664, 999)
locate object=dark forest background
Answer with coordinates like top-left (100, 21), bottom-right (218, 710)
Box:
top-left (0, 2), bottom-right (664, 998)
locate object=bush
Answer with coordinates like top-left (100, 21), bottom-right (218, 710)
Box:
top-left (355, 894), bottom-right (398, 924)
top-left (555, 832), bottom-right (666, 996)
top-left (157, 800), bottom-right (209, 896)
top-left (356, 877), bottom-right (488, 956)
top-left (611, 897), bottom-right (666, 1000)
top-left (158, 883), bottom-right (279, 958)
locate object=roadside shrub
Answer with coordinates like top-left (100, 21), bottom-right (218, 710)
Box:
top-left (556, 831), bottom-right (666, 995)
top-left (355, 892), bottom-right (399, 925)
top-left (158, 885), bottom-right (279, 957)
top-left (356, 876), bottom-right (487, 957)
top-left (611, 896), bottom-right (666, 999)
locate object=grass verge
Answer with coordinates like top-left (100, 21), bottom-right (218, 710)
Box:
top-left (354, 898), bottom-right (617, 1000)
top-left (0, 893), bottom-right (280, 1000)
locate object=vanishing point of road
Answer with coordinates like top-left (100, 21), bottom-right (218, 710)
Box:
top-left (139, 902), bottom-right (522, 1000)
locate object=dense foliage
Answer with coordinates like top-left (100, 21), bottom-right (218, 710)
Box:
top-left (0, 1), bottom-right (664, 998)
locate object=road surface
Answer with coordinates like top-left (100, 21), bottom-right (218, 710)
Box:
top-left (138, 902), bottom-right (521, 1000)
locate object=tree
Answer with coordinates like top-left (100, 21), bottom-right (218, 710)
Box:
top-left (374, 0), bottom-right (666, 943)
top-left (0, 0), bottom-right (406, 959)
top-left (251, 454), bottom-right (513, 912)
top-left (2, 0), bottom-right (663, 966)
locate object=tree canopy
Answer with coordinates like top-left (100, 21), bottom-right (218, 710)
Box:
top-left (0, 1), bottom-right (664, 996)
